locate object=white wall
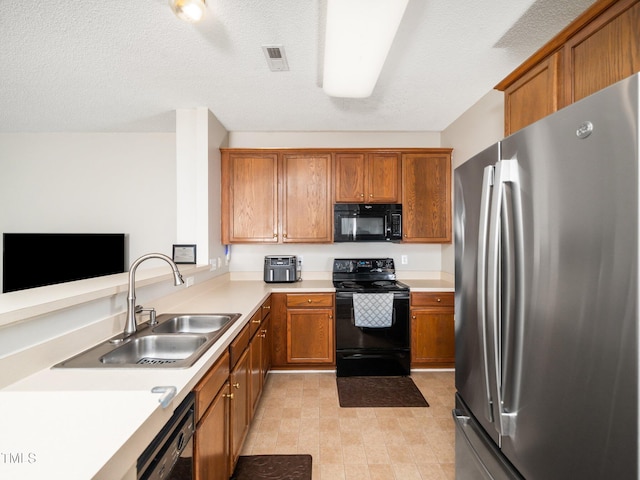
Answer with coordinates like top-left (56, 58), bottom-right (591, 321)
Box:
top-left (440, 89), bottom-right (505, 275)
top-left (227, 130), bottom-right (446, 276)
top-left (0, 132), bottom-right (177, 291)
top-left (229, 131), bottom-right (441, 148)
top-left (207, 110), bottom-right (230, 272)
top-left (0, 111), bottom-right (231, 363)
top-left (175, 108), bottom-right (229, 269)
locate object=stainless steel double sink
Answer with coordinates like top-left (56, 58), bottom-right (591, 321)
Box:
top-left (55, 313), bottom-right (242, 369)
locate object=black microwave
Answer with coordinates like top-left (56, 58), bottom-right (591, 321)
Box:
top-left (334, 204), bottom-right (402, 242)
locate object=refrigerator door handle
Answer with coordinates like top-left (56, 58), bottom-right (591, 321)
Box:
top-left (477, 165), bottom-right (495, 423)
top-left (500, 158), bottom-right (526, 434)
top-left (487, 159), bottom-right (520, 438)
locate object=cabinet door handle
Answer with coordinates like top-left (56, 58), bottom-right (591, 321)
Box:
top-left (273, 233), bottom-right (278, 238)
top-left (412, 315), bottom-right (416, 319)
top-left (233, 382), bottom-right (241, 389)
top-left (223, 393), bottom-right (234, 399)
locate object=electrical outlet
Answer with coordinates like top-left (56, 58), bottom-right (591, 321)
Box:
top-left (209, 258), bottom-right (216, 271)
top-left (217, 257), bottom-right (222, 268)
top-left (186, 276), bottom-right (195, 287)
top-left (401, 255), bottom-right (408, 265)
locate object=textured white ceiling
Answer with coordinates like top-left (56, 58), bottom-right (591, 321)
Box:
top-left (0, 0), bottom-right (596, 133)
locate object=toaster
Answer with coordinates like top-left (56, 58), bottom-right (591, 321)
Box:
top-left (264, 255), bottom-right (300, 283)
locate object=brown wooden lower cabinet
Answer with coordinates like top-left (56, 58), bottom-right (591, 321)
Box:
top-left (193, 350), bottom-right (230, 480)
top-left (270, 293), bottom-right (335, 368)
top-left (229, 347), bottom-right (250, 475)
top-left (261, 317), bottom-right (271, 380)
top-left (411, 292), bottom-right (455, 368)
top-left (194, 381), bottom-right (230, 480)
top-left (191, 297), bottom-right (274, 478)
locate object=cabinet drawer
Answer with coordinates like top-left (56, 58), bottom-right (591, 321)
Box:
top-left (286, 293), bottom-right (334, 308)
top-left (249, 309), bottom-right (262, 338)
top-left (261, 296), bottom-right (272, 320)
top-left (411, 292), bottom-right (454, 308)
top-left (230, 323), bottom-right (251, 368)
top-left (194, 350), bottom-right (229, 423)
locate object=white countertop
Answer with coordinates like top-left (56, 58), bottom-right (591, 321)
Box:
top-left (0, 276), bottom-right (452, 479)
top-left (402, 278), bottom-right (455, 291)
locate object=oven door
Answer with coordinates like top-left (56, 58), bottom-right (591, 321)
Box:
top-left (335, 291), bottom-right (410, 376)
top-left (335, 291), bottom-right (410, 350)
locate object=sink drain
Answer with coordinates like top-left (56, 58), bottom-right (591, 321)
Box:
top-left (137, 358), bottom-right (179, 365)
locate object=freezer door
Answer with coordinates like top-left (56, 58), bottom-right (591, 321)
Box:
top-left (496, 74), bottom-right (639, 479)
top-left (453, 394), bottom-right (523, 480)
top-left (454, 142), bottom-right (502, 445)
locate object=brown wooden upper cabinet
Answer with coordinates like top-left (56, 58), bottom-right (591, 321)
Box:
top-left (401, 150), bottom-right (452, 243)
top-left (497, 0), bottom-right (640, 136)
top-left (281, 152), bottom-right (333, 243)
top-left (221, 150), bottom-right (278, 243)
top-left (221, 148), bottom-right (452, 244)
top-left (334, 152), bottom-right (401, 203)
top-left (221, 149), bottom-right (332, 244)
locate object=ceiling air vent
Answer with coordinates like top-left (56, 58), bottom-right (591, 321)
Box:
top-left (262, 45), bottom-right (289, 72)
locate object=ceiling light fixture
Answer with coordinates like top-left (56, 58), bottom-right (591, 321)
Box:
top-left (169, 0), bottom-right (207, 23)
top-left (322, 0), bottom-right (409, 98)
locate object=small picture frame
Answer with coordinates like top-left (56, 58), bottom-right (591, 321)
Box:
top-left (172, 244), bottom-right (197, 264)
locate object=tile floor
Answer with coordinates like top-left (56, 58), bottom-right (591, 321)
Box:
top-left (241, 370), bottom-right (456, 480)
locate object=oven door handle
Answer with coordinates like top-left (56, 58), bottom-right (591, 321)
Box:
top-left (335, 291), bottom-right (409, 299)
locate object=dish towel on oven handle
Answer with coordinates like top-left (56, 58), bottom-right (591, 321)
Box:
top-left (353, 293), bottom-right (394, 328)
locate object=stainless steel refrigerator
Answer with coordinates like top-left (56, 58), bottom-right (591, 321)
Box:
top-left (453, 73), bottom-right (639, 479)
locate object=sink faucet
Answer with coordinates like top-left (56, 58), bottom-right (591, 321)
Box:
top-left (124, 253), bottom-right (185, 336)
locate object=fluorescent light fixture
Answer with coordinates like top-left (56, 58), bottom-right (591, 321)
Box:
top-left (169, 0), bottom-right (206, 23)
top-left (323, 0), bottom-right (409, 98)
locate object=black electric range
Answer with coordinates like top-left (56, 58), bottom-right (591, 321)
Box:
top-left (333, 258), bottom-right (411, 377)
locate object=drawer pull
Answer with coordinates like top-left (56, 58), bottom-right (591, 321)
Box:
top-left (308, 299), bottom-right (312, 303)
top-left (437, 298), bottom-right (441, 302)
top-left (252, 318), bottom-right (261, 324)
top-left (233, 382), bottom-right (241, 389)
top-left (224, 393), bottom-right (234, 399)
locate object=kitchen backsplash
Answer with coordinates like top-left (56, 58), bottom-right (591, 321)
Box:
top-left (229, 243), bottom-right (446, 274)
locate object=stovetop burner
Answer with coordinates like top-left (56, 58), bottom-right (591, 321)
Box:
top-left (332, 258), bottom-right (409, 292)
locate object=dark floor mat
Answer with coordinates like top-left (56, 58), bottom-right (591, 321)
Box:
top-left (231, 454), bottom-right (312, 480)
top-left (336, 376), bottom-right (429, 407)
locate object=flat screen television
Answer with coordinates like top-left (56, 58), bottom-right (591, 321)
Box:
top-left (2, 233), bottom-right (127, 293)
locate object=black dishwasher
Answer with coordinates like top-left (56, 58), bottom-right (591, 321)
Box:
top-left (137, 393), bottom-right (195, 480)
